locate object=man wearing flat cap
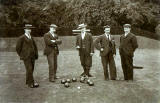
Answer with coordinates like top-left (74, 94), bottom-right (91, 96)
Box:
top-left (44, 24), bottom-right (62, 82)
top-left (94, 25), bottom-right (117, 80)
top-left (119, 24), bottom-right (138, 81)
top-left (76, 23), bottom-right (94, 77)
top-left (16, 24), bottom-right (39, 88)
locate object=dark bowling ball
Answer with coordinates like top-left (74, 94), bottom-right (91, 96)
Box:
top-left (61, 79), bottom-right (66, 84)
top-left (66, 79), bottom-right (71, 83)
top-left (64, 82), bottom-right (70, 88)
top-left (88, 81), bottom-right (94, 86)
top-left (80, 77), bottom-right (85, 83)
top-left (72, 77), bottom-right (77, 82)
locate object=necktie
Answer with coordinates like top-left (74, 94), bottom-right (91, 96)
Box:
top-left (107, 35), bottom-right (110, 40)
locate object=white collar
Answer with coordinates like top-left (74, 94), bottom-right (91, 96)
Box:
top-left (105, 33), bottom-right (111, 40)
top-left (81, 32), bottom-right (86, 35)
top-left (81, 32), bottom-right (86, 39)
top-left (50, 31), bottom-right (55, 37)
top-left (105, 33), bottom-right (110, 37)
top-left (25, 33), bottom-right (31, 39)
top-left (124, 32), bottom-right (129, 37)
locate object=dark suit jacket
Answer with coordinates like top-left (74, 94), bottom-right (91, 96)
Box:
top-left (16, 35), bottom-right (38, 60)
top-left (119, 33), bottom-right (138, 57)
top-left (43, 32), bottom-right (62, 55)
top-left (76, 33), bottom-right (94, 56)
top-left (94, 34), bottom-right (116, 56)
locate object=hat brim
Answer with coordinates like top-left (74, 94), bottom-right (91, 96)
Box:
top-left (77, 25), bottom-right (87, 29)
top-left (24, 27), bottom-right (35, 29)
top-left (123, 24), bottom-right (131, 28)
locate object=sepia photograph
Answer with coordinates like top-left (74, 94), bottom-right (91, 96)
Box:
top-left (0, 0), bottom-right (160, 103)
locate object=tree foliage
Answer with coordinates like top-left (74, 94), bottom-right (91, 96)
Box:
top-left (0, 0), bottom-right (159, 37)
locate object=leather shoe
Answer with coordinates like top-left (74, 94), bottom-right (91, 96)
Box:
top-left (88, 73), bottom-right (93, 77)
top-left (28, 83), bottom-right (39, 88)
top-left (54, 76), bottom-right (60, 79)
top-left (80, 72), bottom-right (85, 76)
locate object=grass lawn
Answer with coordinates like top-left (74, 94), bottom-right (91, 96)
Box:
top-left (0, 49), bottom-right (160, 103)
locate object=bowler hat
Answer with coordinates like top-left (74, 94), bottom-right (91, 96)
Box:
top-left (103, 25), bottom-right (110, 28)
top-left (24, 24), bottom-right (35, 29)
top-left (77, 23), bottom-right (87, 29)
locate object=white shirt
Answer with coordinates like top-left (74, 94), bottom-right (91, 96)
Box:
top-left (81, 32), bottom-right (86, 39)
top-left (105, 33), bottom-right (111, 40)
top-left (50, 31), bottom-right (55, 37)
top-left (124, 33), bottom-right (129, 37)
top-left (25, 33), bottom-right (31, 39)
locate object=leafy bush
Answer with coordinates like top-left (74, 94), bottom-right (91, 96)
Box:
top-left (0, 0), bottom-right (159, 39)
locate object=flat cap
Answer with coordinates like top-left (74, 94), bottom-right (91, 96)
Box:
top-left (123, 24), bottom-right (131, 28)
top-left (50, 24), bottom-right (58, 28)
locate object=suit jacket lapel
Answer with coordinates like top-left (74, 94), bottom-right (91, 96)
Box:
top-left (79, 34), bottom-right (82, 47)
top-left (103, 34), bottom-right (109, 41)
top-left (124, 33), bottom-right (132, 41)
top-left (48, 32), bottom-right (57, 40)
top-left (84, 33), bottom-right (88, 41)
top-left (24, 34), bottom-right (31, 42)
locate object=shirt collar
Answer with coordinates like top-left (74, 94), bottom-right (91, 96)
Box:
top-left (124, 32), bottom-right (129, 37)
top-left (25, 33), bottom-right (31, 39)
top-left (105, 33), bottom-right (110, 36)
top-left (50, 31), bottom-right (55, 37)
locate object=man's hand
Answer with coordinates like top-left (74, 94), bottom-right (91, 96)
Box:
top-left (51, 40), bottom-right (56, 42)
top-left (56, 39), bottom-right (62, 44)
top-left (76, 46), bottom-right (80, 49)
top-left (90, 53), bottom-right (94, 56)
top-left (113, 54), bottom-right (116, 58)
top-left (100, 48), bottom-right (104, 51)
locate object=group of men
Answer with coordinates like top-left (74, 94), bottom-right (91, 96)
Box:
top-left (16, 23), bottom-right (138, 88)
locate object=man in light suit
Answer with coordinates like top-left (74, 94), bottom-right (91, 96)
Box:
top-left (94, 25), bottom-right (117, 80)
top-left (44, 24), bottom-right (62, 82)
top-left (119, 24), bottom-right (138, 81)
top-left (76, 23), bottom-right (94, 77)
top-left (16, 24), bottom-right (39, 88)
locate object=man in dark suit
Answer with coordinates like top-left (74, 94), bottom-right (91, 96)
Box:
top-left (94, 25), bottom-right (117, 80)
top-left (44, 24), bottom-right (62, 82)
top-left (119, 24), bottom-right (138, 81)
top-left (76, 23), bottom-right (94, 77)
top-left (16, 24), bottom-right (39, 88)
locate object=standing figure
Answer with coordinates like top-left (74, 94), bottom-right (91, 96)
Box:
top-left (44, 24), bottom-right (62, 82)
top-left (76, 23), bottom-right (94, 77)
top-left (119, 24), bottom-right (138, 81)
top-left (16, 24), bottom-right (39, 88)
top-left (94, 25), bottom-right (117, 80)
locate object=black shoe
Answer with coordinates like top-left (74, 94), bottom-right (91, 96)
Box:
top-left (49, 79), bottom-right (55, 82)
top-left (88, 73), bottom-right (93, 77)
top-left (104, 78), bottom-right (109, 81)
top-left (54, 76), bottom-right (60, 79)
top-left (28, 83), bottom-right (39, 88)
top-left (127, 79), bottom-right (133, 82)
top-left (80, 72), bottom-right (85, 76)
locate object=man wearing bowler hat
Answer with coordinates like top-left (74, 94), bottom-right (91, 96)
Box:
top-left (119, 24), bottom-right (138, 81)
top-left (94, 25), bottom-right (117, 80)
top-left (44, 24), bottom-right (62, 82)
top-left (16, 24), bottom-right (39, 88)
top-left (76, 23), bottom-right (94, 77)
